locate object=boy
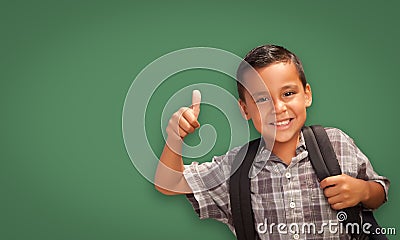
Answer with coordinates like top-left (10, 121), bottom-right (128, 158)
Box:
top-left (154, 45), bottom-right (389, 239)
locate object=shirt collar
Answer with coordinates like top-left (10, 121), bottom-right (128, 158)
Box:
top-left (249, 131), bottom-right (307, 178)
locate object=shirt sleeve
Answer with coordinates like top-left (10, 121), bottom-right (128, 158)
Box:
top-left (183, 146), bottom-right (241, 229)
top-left (326, 128), bottom-right (390, 203)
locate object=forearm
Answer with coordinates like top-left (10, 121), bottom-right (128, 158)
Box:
top-left (361, 180), bottom-right (386, 209)
top-left (155, 90), bottom-right (201, 195)
top-left (154, 137), bottom-right (191, 195)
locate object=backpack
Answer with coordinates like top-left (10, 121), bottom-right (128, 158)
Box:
top-left (229, 125), bottom-right (387, 240)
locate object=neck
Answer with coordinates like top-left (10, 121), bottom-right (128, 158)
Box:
top-left (271, 132), bottom-right (300, 165)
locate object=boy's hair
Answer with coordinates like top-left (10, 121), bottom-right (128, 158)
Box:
top-left (236, 44), bottom-right (307, 101)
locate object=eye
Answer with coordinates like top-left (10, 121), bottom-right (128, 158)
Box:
top-left (283, 91), bottom-right (296, 97)
top-left (256, 97), bottom-right (270, 103)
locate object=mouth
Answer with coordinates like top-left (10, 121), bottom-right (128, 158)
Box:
top-left (269, 118), bottom-right (294, 128)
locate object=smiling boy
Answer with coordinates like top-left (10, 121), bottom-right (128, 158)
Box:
top-left (154, 45), bottom-right (389, 239)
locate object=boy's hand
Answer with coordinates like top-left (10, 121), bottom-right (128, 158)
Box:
top-left (166, 90), bottom-right (201, 141)
top-left (320, 174), bottom-right (368, 210)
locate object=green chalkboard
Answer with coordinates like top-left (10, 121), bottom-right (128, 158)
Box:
top-left (1, 1), bottom-right (398, 239)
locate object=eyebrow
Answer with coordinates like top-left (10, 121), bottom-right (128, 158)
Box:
top-left (281, 84), bottom-right (300, 91)
top-left (251, 91), bottom-right (270, 98)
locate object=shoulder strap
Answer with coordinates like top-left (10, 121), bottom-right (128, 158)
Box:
top-left (302, 125), bottom-right (364, 240)
top-left (302, 126), bottom-right (331, 180)
top-left (306, 126), bottom-right (387, 240)
top-left (229, 138), bottom-right (261, 240)
top-left (309, 125), bottom-right (342, 176)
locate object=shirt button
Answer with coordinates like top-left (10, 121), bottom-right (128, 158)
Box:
top-left (290, 201), bottom-right (296, 208)
top-left (285, 172), bottom-right (291, 179)
top-left (293, 233), bottom-right (300, 239)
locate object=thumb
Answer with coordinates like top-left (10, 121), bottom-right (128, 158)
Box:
top-left (191, 90), bottom-right (201, 118)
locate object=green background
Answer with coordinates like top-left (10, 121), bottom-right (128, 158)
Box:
top-left (1, 0), bottom-right (398, 239)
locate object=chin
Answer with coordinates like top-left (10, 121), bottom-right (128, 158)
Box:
top-left (274, 131), bottom-right (299, 144)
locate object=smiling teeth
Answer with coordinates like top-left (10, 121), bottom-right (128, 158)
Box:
top-left (274, 120), bottom-right (290, 126)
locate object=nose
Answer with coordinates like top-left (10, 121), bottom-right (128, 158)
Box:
top-left (273, 99), bottom-right (287, 114)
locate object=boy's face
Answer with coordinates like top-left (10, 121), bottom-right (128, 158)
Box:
top-left (238, 62), bottom-right (312, 146)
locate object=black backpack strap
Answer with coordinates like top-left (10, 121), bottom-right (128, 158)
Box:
top-left (309, 126), bottom-right (388, 240)
top-left (229, 138), bottom-right (261, 240)
top-left (302, 126), bottom-right (331, 181)
top-left (309, 125), bottom-right (342, 176)
top-left (303, 126), bottom-right (367, 240)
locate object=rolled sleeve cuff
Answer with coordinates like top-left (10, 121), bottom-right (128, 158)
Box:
top-left (183, 163), bottom-right (209, 219)
top-left (183, 163), bottom-right (206, 193)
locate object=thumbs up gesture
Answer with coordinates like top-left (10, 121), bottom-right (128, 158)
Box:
top-left (166, 90), bottom-right (202, 140)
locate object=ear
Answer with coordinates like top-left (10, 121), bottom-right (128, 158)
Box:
top-left (238, 99), bottom-right (251, 120)
top-left (304, 84), bottom-right (312, 107)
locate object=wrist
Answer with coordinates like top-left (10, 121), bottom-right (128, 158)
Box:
top-left (360, 180), bottom-right (371, 204)
top-left (166, 135), bottom-right (183, 153)
top-left (167, 134), bottom-right (183, 144)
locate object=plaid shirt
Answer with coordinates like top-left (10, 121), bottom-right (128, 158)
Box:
top-left (183, 127), bottom-right (390, 240)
